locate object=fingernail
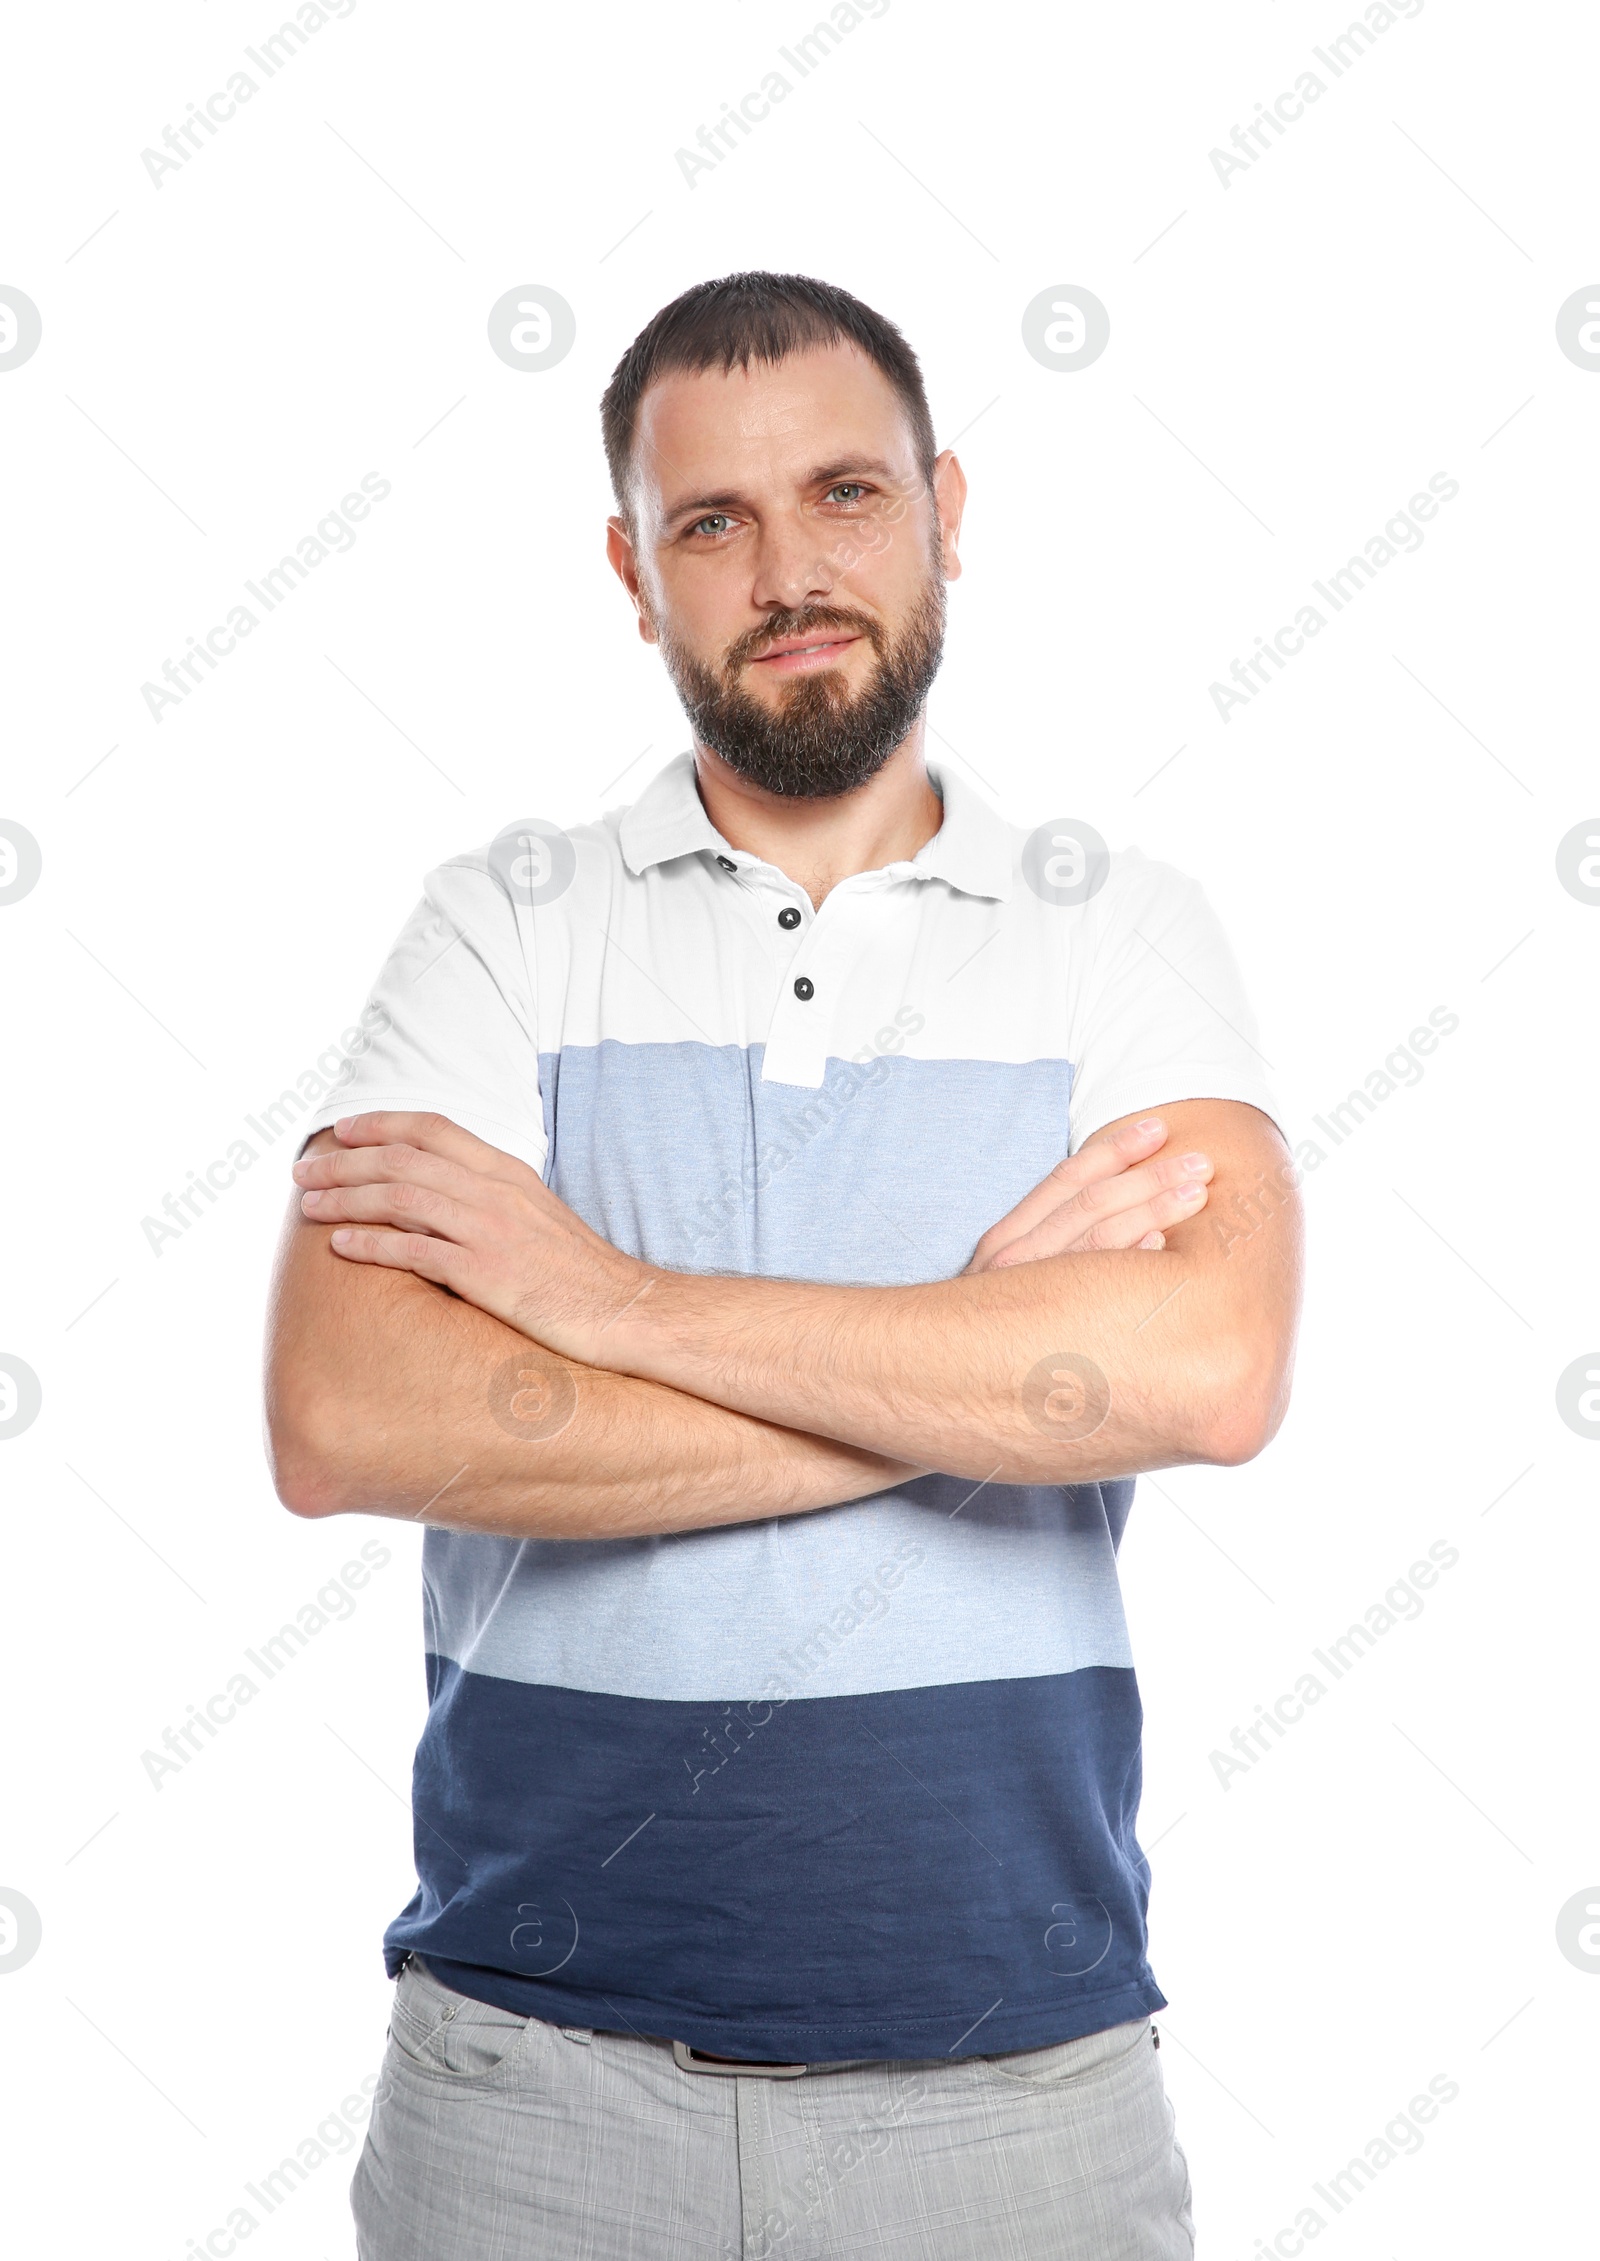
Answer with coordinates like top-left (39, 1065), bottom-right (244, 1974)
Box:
top-left (331, 1229), bottom-right (353, 1248)
top-left (1176, 1182), bottom-right (1205, 1203)
top-left (1135, 1117), bottom-right (1163, 1134)
top-left (1177, 1153), bottom-right (1210, 1172)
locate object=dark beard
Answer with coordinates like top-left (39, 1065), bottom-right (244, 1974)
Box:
top-left (655, 571), bottom-right (947, 800)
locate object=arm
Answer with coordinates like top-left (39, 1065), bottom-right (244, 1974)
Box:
top-left (294, 1100), bottom-right (1300, 1492)
top-left (269, 1114), bottom-right (1212, 1536)
top-left (587, 1098), bottom-right (1302, 1481)
top-left (266, 1131), bottom-right (918, 1539)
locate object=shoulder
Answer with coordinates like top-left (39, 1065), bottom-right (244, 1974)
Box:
top-left (1003, 827), bottom-right (1213, 946)
top-left (1090, 843), bottom-right (1204, 915)
top-left (419, 804), bottom-right (630, 923)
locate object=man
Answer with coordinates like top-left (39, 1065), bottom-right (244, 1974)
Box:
top-left (266, 270), bottom-right (1302, 2259)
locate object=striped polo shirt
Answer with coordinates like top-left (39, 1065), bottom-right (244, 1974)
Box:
top-left (300, 750), bottom-right (1279, 2062)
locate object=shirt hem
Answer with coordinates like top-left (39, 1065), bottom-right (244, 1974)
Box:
top-left (294, 1090), bottom-right (547, 1173)
top-left (398, 1949), bottom-right (1167, 2064)
top-left (1069, 1076), bottom-right (1285, 1154)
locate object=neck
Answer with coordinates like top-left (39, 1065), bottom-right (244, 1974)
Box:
top-left (692, 730), bottom-right (944, 907)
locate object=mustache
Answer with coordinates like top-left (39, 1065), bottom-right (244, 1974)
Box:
top-left (726, 608), bottom-right (883, 670)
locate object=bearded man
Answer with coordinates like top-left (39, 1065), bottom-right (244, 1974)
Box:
top-left (267, 269), bottom-right (1302, 2260)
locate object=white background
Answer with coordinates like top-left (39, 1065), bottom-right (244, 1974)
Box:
top-left (2, 0), bottom-right (1596, 2253)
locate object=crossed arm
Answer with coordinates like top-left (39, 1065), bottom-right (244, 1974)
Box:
top-left (265, 1100), bottom-right (1302, 1538)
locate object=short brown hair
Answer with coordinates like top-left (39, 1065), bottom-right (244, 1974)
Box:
top-left (600, 271), bottom-right (937, 521)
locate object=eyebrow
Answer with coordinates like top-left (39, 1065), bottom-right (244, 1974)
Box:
top-left (660, 458), bottom-right (905, 525)
top-left (803, 457), bottom-right (901, 488)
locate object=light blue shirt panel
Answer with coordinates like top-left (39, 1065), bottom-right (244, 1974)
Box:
top-left (541, 1041), bottom-right (1078, 1282)
top-left (421, 1478), bottom-right (1134, 1703)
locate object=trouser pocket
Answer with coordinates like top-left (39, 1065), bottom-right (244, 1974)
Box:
top-left (385, 1955), bottom-right (535, 2085)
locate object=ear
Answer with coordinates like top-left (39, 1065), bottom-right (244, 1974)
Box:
top-left (606, 516), bottom-right (658, 644)
top-left (932, 450), bottom-right (967, 582)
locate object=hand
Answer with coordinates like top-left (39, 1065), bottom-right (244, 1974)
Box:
top-left (964, 1115), bottom-right (1212, 1274)
top-left (292, 1112), bottom-right (648, 1360)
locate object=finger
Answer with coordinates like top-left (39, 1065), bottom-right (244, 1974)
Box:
top-left (1043, 1146), bottom-right (1213, 1231)
top-left (332, 1110), bottom-right (532, 1183)
top-left (302, 1178), bottom-right (466, 1237)
top-left (294, 1139), bottom-right (471, 1197)
top-left (1076, 1177), bottom-right (1210, 1252)
top-left (992, 1179), bottom-right (1210, 1265)
top-left (969, 1116), bottom-right (1169, 1266)
top-left (327, 1224), bottom-right (465, 1287)
top-left (983, 1148), bottom-right (1212, 1268)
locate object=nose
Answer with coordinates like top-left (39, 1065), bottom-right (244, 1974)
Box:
top-left (749, 505), bottom-right (839, 616)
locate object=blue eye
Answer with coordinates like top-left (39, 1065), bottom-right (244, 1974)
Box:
top-left (829, 484), bottom-right (865, 503)
top-left (692, 514), bottom-right (732, 537)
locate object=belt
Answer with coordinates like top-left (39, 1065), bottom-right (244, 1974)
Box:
top-left (671, 2039), bottom-right (808, 2079)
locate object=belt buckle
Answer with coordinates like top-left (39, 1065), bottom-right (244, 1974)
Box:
top-left (671, 2038), bottom-right (808, 2079)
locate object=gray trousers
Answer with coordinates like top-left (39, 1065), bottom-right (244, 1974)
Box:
top-left (351, 1954), bottom-right (1194, 2259)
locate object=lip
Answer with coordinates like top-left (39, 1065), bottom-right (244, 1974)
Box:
top-left (748, 635), bottom-right (860, 674)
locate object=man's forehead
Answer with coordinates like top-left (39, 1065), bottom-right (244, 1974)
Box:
top-left (632, 342), bottom-right (917, 507)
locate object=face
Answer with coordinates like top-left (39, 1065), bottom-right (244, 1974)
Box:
top-left (607, 342), bottom-right (965, 799)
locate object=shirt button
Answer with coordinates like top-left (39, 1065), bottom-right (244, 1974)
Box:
top-left (777, 907), bottom-right (802, 930)
top-left (716, 855), bottom-right (737, 873)
top-left (793, 976), bottom-right (814, 1002)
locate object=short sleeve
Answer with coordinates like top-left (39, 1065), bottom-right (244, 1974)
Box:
top-left (293, 857), bottom-right (547, 1174)
top-left (1064, 850), bottom-right (1284, 1152)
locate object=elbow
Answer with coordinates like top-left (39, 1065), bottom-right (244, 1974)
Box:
top-left (272, 1456), bottom-right (345, 1521)
top-left (1193, 1339), bottom-right (1294, 1468)
top-left (268, 1440), bottom-right (346, 1520)
top-left (1199, 1404), bottom-right (1275, 1470)
top-left (264, 1388), bottom-right (352, 1520)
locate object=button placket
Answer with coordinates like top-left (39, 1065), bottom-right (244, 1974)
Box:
top-left (709, 855), bottom-right (814, 1060)
top-left (760, 882), bottom-right (867, 1086)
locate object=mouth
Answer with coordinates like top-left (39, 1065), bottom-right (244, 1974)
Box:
top-left (746, 634), bottom-right (861, 675)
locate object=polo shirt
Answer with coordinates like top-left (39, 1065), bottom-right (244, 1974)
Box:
top-left (298, 750), bottom-right (1281, 2062)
